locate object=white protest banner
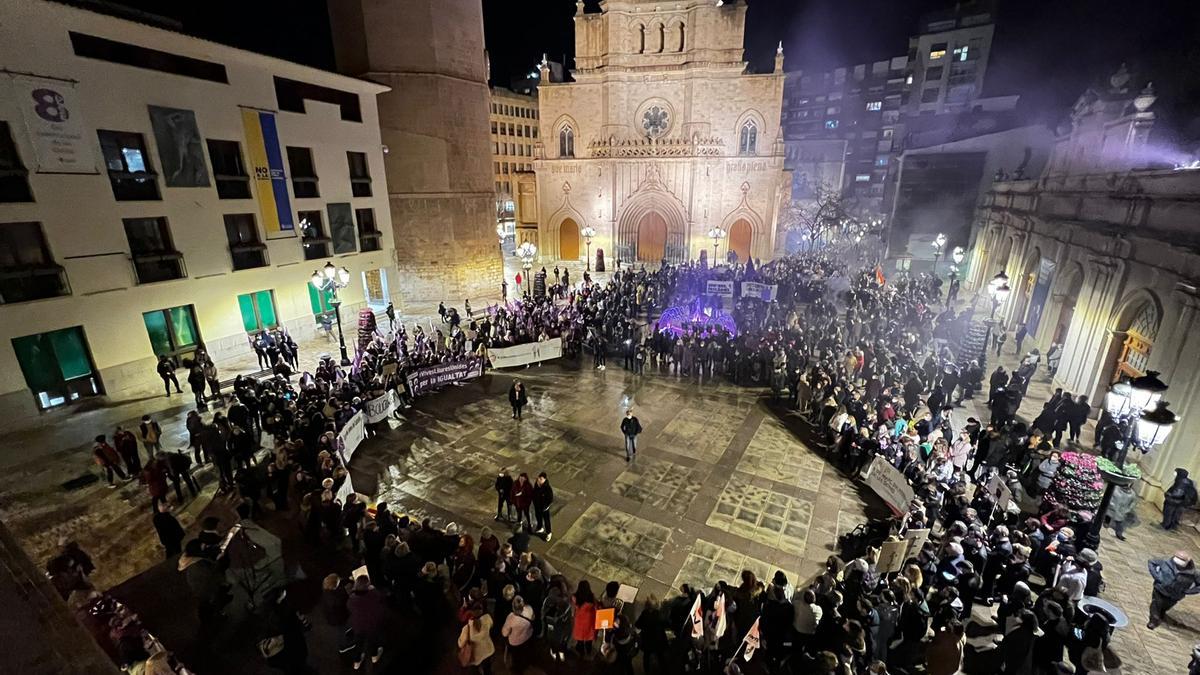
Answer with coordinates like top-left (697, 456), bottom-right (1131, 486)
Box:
top-left (337, 411), bottom-right (366, 465)
top-left (363, 391), bottom-right (396, 424)
top-left (741, 281), bottom-right (778, 302)
top-left (335, 474), bottom-right (355, 504)
top-left (862, 456), bottom-right (915, 517)
top-left (489, 337), bottom-right (563, 368)
top-left (705, 280), bottom-right (734, 297)
top-left (10, 75), bottom-right (96, 174)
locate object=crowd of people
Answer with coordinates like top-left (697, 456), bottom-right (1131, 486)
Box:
top-left (76, 251), bottom-right (1199, 675)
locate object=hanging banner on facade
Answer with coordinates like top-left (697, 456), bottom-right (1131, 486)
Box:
top-left (406, 358), bottom-right (484, 395)
top-left (489, 338), bottom-right (563, 368)
top-left (337, 411), bottom-right (366, 465)
top-left (10, 75), bottom-right (96, 174)
top-left (862, 456), bottom-right (915, 517)
top-left (241, 108), bottom-right (294, 237)
top-left (1024, 258), bottom-right (1056, 336)
top-left (148, 105), bottom-right (209, 187)
top-left (741, 281), bottom-right (778, 302)
top-left (705, 280), bottom-right (734, 297)
top-left (363, 391), bottom-right (398, 424)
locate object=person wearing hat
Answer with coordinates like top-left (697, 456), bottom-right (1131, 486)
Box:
top-left (1163, 468), bottom-right (1198, 530)
top-left (1147, 551), bottom-right (1200, 629)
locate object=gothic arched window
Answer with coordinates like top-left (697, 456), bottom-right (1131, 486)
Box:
top-left (559, 127), bottom-right (575, 158)
top-left (738, 120), bottom-right (758, 155)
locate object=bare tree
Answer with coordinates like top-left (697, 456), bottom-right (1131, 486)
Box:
top-left (780, 184), bottom-right (863, 252)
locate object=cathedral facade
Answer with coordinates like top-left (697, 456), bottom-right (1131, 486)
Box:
top-left (532, 0), bottom-right (788, 266)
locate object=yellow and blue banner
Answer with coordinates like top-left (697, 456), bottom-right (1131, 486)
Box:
top-left (241, 108), bottom-right (294, 237)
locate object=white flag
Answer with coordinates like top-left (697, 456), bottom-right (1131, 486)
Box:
top-left (713, 593), bottom-right (728, 638)
top-left (742, 617), bottom-right (761, 661)
top-left (689, 592), bottom-right (704, 639)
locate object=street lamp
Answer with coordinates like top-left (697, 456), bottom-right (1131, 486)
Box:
top-left (951, 246), bottom-right (965, 266)
top-left (987, 271), bottom-right (1010, 320)
top-left (517, 241), bottom-right (537, 293)
top-left (310, 261), bottom-right (352, 366)
top-left (931, 232), bottom-right (947, 274)
top-left (581, 225), bottom-right (596, 271)
top-left (1084, 371), bottom-right (1179, 549)
top-left (496, 223), bottom-right (506, 247)
top-left (708, 226), bottom-right (726, 265)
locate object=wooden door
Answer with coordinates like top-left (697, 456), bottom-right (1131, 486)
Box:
top-left (729, 219), bottom-right (752, 263)
top-left (636, 212), bottom-right (667, 262)
top-left (559, 218), bottom-right (580, 260)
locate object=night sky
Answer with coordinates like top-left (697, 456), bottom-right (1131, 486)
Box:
top-left (92, 0), bottom-right (1200, 137)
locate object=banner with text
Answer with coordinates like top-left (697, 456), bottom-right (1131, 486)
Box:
top-left (705, 280), bottom-right (735, 298)
top-left (862, 457), bottom-right (915, 516)
top-left (337, 411), bottom-right (366, 465)
top-left (406, 358), bottom-right (484, 396)
top-left (241, 108), bottom-right (294, 238)
top-left (363, 391), bottom-right (398, 424)
top-left (489, 338), bottom-right (563, 368)
top-left (740, 281), bottom-right (778, 302)
top-left (11, 75), bottom-right (96, 174)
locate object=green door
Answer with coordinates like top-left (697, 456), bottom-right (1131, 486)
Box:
top-left (12, 326), bottom-right (101, 409)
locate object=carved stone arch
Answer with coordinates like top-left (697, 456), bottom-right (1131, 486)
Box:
top-left (636, 23), bottom-right (646, 54)
top-left (667, 18), bottom-right (686, 52)
top-left (651, 21), bottom-right (665, 53)
top-left (615, 166), bottom-right (689, 264)
top-left (1103, 287), bottom-right (1164, 383)
top-left (544, 196), bottom-right (589, 261)
top-left (719, 197), bottom-right (767, 262)
top-left (552, 114), bottom-right (578, 158)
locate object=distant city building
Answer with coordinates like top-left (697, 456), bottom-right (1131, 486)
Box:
top-left (535, 0), bottom-right (789, 266)
top-left (781, 0), bottom-right (997, 219)
top-left (489, 87), bottom-right (539, 243)
top-left (0, 0), bottom-right (394, 421)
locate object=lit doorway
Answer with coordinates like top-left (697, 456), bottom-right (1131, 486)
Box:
top-left (636, 212), bottom-right (667, 262)
top-left (362, 268), bottom-right (389, 310)
top-left (559, 218), bottom-right (580, 261)
top-left (729, 219), bottom-right (753, 263)
top-left (12, 326), bottom-right (103, 409)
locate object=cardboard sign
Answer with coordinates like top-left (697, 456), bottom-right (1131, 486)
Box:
top-left (878, 539), bottom-right (909, 573)
top-left (862, 457), bottom-right (916, 517)
top-left (595, 607), bottom-right (615, 630)
top-left (616, 584), bottom-right (638, 605)
top-left (903, 528), bottom-right (930, 558)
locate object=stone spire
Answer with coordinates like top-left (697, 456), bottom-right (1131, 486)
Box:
top-left (774, 41), bottom-right (784, 73)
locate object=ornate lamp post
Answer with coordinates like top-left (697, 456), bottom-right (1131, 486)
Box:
top-left (496, 223), bottom-right (506, 247)
top-left (581, 225), bottom-right (596, 271)
top-left (517, 241), bottom-right (537, 293)
top-left (310, 261), bottom-right (352, 366)
top-left (1083, 371), bottom-right (1179, 549)
top-left (987, 271), bottom-right (1010, 320)
top-left (931, 232), bottom-right (948, 274)
top-left (708, 226), bottom-right (726, 264)
top-left (951, 245), bottom-right (965, 269)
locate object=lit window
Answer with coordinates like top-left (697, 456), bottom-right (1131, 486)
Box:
top-left (929, 43), bottom-right (947, 60)
top-left (824, 119), bottom-right (839, 130)
top-left (854, 174), bottom-right (871, 182)
top-left (954, 46), bottom-right (969, 61)
top-left (875, 156), bottom-right (888, 167)
top-left (905, 74), bottom-right (913, 85)
top-left (866, 101), bottom-right (882, 111)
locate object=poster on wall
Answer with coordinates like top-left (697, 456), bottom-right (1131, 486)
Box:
top-left (1024, 258), bottom-right (1056, 336)
top-left (148, 105), bottom-right (209, 187)
top-left (240, 108), bottom-right (295, 238)
top-left (10, 75), bottom-right (96, 174)
top-left (328, 203), bottom-right (356, 253)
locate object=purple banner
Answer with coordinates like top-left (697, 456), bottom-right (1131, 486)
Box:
top-left (405, 358), bottom-right (484, 396)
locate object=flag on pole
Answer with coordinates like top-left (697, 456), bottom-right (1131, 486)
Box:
top-left (874, 264), bottom-right (887, 287)
top-left (713, 592), bottom-right (727, 638)
top-left (741, 617), bottom-right (760, 661)
top-left (688, 592), bottom-right (704, 639)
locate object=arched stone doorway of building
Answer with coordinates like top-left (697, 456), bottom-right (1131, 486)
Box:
top-left (559, 218), bottom-right (580, 261)
top-left (636, 212), bottom-right (668, 262)
top-left (728, 219), bottom-right (752, 263)
top-left (1049, 264), bottom-right (1084, 345)
top-left (1102, 293), bottom-right (1162, 385)
top-left (1012, 247), bottom-right (1041, 326)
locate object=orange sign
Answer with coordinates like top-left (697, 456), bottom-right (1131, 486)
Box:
top-left (595, 607), bottom-right (615, 630)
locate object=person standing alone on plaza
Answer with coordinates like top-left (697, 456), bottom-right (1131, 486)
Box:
top-left (509, 379), bottom-right (528, 420)
top-left (1014, 323), bottom-right (1028, 354)
top-left (620, 409), bottom-right (642, 461)
top-left (532, 472), bottom-right (554, 541)
top-left (156, 355), bottom-right (182, 397)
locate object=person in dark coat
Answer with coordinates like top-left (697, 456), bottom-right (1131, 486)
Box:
top-left (1162, 468), bottom-right (1198, 530)
top-left (157, 355), bottom-right (182, 396)
top-left (92, 434), bottom-right (128, 486)
top-left (532, 472), bottom-right (554, 541)
top-left (1148, 551), bottom-right (1200, 629)
top-left (347, 575), bottom-right (388, 668)
top-left (495, 469), bottom-right (515, 521)
top-left (113, 426), bottom-right (141, 474)
top-left (510, 473), bottom-right (534, 532)
top-left (152, 501), bottom-right (185, 558)
top-left (508, 380), bottom-right (528, 420)
top-left (620, 409), bottom-right (643, 461)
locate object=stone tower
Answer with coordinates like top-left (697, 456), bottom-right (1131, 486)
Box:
top-left (329, 0), bottom-right (503, 306)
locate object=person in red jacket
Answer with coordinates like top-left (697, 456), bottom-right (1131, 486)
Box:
top-left (141, 455), bottom-right (170, 510)
top-left (92, 434), bottom-right (127, 487)
top-left (510, 472), bottom-right (533, 532)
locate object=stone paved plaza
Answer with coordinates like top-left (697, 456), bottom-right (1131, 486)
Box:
top-left (4, 356), bottom-right (1200, 672)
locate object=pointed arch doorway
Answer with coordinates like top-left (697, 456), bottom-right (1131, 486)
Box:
top-left (559, 218), bottom-right (580, 260)
top-left (729, 219), bottom-right (752, 263)
top-left (636, 212), bottom-right (668, 262)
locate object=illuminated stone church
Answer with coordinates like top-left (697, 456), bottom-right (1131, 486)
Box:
top-left (531, 0), bottom-right (789, 265)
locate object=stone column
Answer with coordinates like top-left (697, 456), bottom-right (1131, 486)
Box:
top-left (329, 0), bottom-right (503, 306)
